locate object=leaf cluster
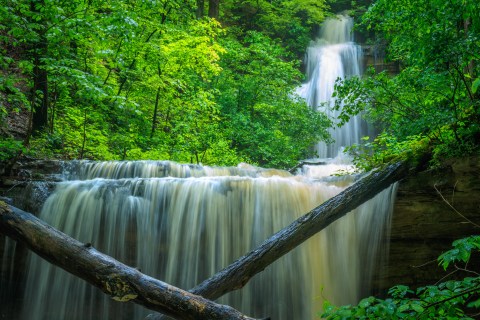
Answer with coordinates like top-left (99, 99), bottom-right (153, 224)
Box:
top-left (321, 235), bottom-right (480, 320)
top-left (332, 0), bottom-right (480, 170)
top-left (221, 0), bottom-right (329, 59)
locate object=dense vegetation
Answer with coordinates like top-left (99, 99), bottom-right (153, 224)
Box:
top-left (322, 236), bottom-right (480, 319)
top-left (335, 0), bottom-right (480, 170)
top-left (3, 0), bottom-right (477, 170)
top-left (0, 0), bottom-right (331, 169)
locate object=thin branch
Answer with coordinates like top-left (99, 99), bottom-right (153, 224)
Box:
top-left (412, 259), bottom-right (437, 269)
top-left (421, 283), bottom-right (480, 311)
top-left (433, 184), bottom-right (480, 228)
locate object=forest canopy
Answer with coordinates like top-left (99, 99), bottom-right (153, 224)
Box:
top-left (0, 0), bottom-right (332, 169)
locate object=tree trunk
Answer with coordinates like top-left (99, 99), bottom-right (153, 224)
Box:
top-left (0, 203), bottom-right (259, 320)
top-left (147, 161), bottom-right (410, 319)
top-left (208, 0), bottom-right (220, 19)
top-left (30, 0), bottom-right (49, 134)
top-left (151, 85), bottom-right (161, 138)
top-left (288, 160), bottom-right (327, 174)
top-left (31, 55), bottom-right (49, 133)
top-left (196, 0), bottom-right (205, 18)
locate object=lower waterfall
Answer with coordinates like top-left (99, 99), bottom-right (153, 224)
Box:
top-left (12, 160), bottom-right (397, 320)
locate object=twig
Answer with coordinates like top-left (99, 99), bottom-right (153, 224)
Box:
top-left (412, 259), bottom-right (437, 268)
top-left (434, 183), bottom-right (480, 228)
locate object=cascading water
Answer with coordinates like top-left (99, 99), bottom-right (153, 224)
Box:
top-left (297, 14), bottom-right (366, 158)
top-left (9, 161), bottom-right (396, 320)
top-left (1, 14), bottom-right (397, 320)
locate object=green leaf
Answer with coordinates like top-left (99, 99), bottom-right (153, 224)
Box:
top-left (397, 304), bottom-right (410, 312)
top-left (467, 298), bottom-right (480, 308)
top-left (411, 303), bottom-right (424, 313)
top-left (472, 78), bottom-right (480, 94)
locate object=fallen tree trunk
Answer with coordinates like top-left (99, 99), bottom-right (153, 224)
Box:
top-left (148, 161), bottom-right (410, 319)
top-left (0, 202), bottom-right (257, 320)
top-left (189, 161), bottom-right (409, 299)
top-left (288, 160), bottom-right (326, 174)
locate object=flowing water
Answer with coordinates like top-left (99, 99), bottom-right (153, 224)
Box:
top-left (13, 161), bottom-right (396, 320)
top-left (296, 14), bottom-right (367, 158)
top-left (1, 14), bottom-right (398, 320)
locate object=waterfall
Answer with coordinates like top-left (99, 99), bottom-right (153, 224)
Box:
top-left (297, 14), bottom-right (366, 158)
top-left (3, 160), bottom-right (397, 320)
top-left (0, 14), bottom-right (398, 320)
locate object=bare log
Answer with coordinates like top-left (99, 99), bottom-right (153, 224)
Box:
top-left (145, 161), bottom-right (409, 319)
top-left (191, 161), bottom-right (409, 299)
top-left (147, 161), bottom-right (410, 319)
top-left (0, 202), bottom-right (257, 320)
top-left (288, 160), bottom-right (326, 174)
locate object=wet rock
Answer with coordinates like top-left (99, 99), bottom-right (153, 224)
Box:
top-left (0, 159), bottom-right (63, 214)
top-left (374, 157), bottom-right (480, 296)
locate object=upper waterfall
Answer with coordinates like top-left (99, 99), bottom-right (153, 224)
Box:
top-left (297, 14), bottom-right (366, 158)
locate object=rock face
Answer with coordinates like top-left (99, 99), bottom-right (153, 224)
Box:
top-left (362, 44), bottom-right (400, 75)
top-left (0, 160), bottom-right (63, 213)
top-left (0, 160), bottom-right (64, 319)
top-left (375, 157), bottom-right (480, 295)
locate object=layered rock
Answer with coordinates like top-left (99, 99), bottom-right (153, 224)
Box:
top-left (375, 157), bottom-right (480, 295)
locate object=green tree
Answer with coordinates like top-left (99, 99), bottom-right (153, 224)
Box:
top-left (333, 0), bottom-right (480, 169)
top-left (215, 31), bottom-right (331, 168)
top-left (221, 0), bottom-right (329, 58)
top-left (1, 0), bottom-right (332, 167)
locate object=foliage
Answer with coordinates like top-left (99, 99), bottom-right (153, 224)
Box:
top-left (332, 0), bottom-right (480, 170)
top-left (221, 0), bottom-right (329, 58)
top-left (215, 31), bottom-right (331, 168)
top-left (0, 137), bottom-right (24, 162)
top-left (344, 133), bottom-right (429, 171)
top-left (0, 0), bottom-right (332, 168)
top-left (321, 235), bottom-right (480, 320)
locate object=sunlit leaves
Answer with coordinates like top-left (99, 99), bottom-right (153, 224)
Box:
top-left (473, 78), bottom-right (480, 94)
top-left (1, 0), bottom-right (331, 167)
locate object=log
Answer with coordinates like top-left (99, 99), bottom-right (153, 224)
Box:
top-left (1, 160), bottom-right (410, 320)
top-left (149, 161), bottom-right (410, 320)
top-left (189, 161), bottom-right (409, 299)
top-left (0, 202), bottom-right (257, 320)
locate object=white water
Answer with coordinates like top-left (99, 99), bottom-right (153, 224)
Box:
top-left (297, 15), bottom-right (366, 158)
top-left (1, 14), bottom-right (398, 320)
top-left (13, 160), bottom-right (396, 320)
